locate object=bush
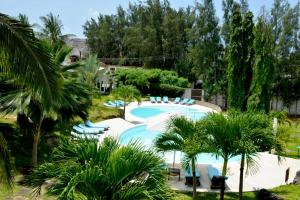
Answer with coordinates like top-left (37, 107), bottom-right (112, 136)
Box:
top-left (155, 84), bottom-right (185, 97)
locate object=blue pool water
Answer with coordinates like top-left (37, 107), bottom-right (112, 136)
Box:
top-left (130, 105), bottom-right (207, 120)
top-left (120, 125), bottom-right (241, 164)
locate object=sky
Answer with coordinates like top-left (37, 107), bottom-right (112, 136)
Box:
top-left (1, 0), bottom-right (299, 38)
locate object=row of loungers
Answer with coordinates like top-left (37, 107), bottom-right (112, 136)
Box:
top-left (71, 121), bottom-right (110, 140)
top-left (103, 100), bottom-right (126, 108)
top-left (150, 96), bottom-right (195, 105)
top-left (169, 165), bottom-right (227, 189)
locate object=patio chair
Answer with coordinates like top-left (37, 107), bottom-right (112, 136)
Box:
top-left (150, 96), bottom-right (156, 103)
top-left (78, 124), bottom-right (104, 133)
top-left (72, 125), bottom-right (101, 134)
top-left (85, 120), bottom-right (109, 130)
top-left (163, 96), bottom-right (169, 103)
top-left (207, 166), bottom-right (227, 189)
top-left (186, 99), bottom-right (195, 105)
top-left (156, 96), bottom-right (162, 103)
top-left (181, 98), bottom-right (189, 104)
top-left (184, 166), bottom-right (201, 186)
top-left (174, 97), bottom-right (181, 104)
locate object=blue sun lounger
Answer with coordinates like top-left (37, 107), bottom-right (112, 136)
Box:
top-left (163, 96), bottom-right (169, 103)
top-left (150, 96), bottom-right (156, 103)
top-left (174, 97), bottom-right (180, 104)
top-left (71, 131), bottom-right (100, 140)
top-left (181, 98), bottom-right (189, 104)
top-left (207, 166), bottom-right (227, 189)
top-left (73, 125), bottom-right (101, 134)
top-left (77, 124), bottom-right (104, 133)
top-left (184, 166), bottom-right (201, 186)
top-left (85, 120), bottom-right (109, 130)
top-left (186, 99), bottom-right (195, 105)
top-left (156, 96), bottom-right (162, 103)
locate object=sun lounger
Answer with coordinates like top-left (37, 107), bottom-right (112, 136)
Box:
top-left (71, 131), bottom-right (100, 140)
top-left (207, 166), bottom-right (227, 189)
top-left (184, 166), bottom-right (201, 186)
top-left (163, 96), bottom-right (169, 103)
top-left (104, 100), bottom-right (121, 108)
top-left (174, 97), bottom-right (180, 104)
top-left (150, 96), bottom-right (156, 103)
top-left (85, 120), bottom-right (109, 130)
top-left (72, 125), bottom-right (101, 134)
top-left (77, 124), bottom-right (104, 133)
top-left (116, 100), bottom-right (126, 106)
top-left (181, 98), bottom-right (189, 104)
top-left (186, 99), bottom-right (195, 105)
top-left (156, 96), bottom-right (162, 103)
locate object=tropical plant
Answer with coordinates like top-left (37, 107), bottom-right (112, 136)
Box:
top-left (39, 12), bottom-right (74, 44)
top-left (0, 41), bottom-right (92, 167)
top-left (201, 113), bottom-right (238, 177)
top-left (155, 116), bottom-right (207, 200)
top-left (80, 54), bottom-right (99, 89)
top-left (0, 133), bottom-right (13, 186)
top-left (227, 111), bottom-right (282, 200)
top-left (112, 85), bottom-right (141, 118)
top-left (25, 137), bottom-right (172, 200)
top-left (0, 13), bottom-right (59, 106)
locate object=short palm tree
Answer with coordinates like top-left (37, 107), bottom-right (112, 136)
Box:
top-left (112, 85), bottom-right (141, 118)
top-left (25, 137), bottom-right (172, 200)
top-left (228, 111), bottom-right (282, 200)
top-left (202, 113), bottom-right (238, 176)
top-left (155, 116), bottom-right (207, 200)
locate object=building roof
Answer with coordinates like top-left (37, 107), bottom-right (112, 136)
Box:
top-left (65, 38), bottom-right (89, 57)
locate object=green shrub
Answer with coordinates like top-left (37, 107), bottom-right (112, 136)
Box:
top-left (156, 84), bottom-right (185, 97)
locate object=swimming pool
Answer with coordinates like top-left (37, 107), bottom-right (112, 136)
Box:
top-left (120, 125), bottom-right (240, 164)
top-left (130, 105), bottom-right (207, 120)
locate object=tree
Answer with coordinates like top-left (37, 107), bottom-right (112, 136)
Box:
top-left (228, 111), bottom-right (281, 200)
top-left (80, 54), bottom-right (100, 89)
top-left (0, 133), bottom-right (13, 186)
top-left (25, 137), bottom-right (172, 199)
top-left (155, 116), bottom-right (207, 200)
top-left (0, 13), bottom-right (59, 105)
top-left (39, 12), bottom-right (73, 44)
top-left (221, 0), bottom-right (234, 47)
top-left (189, 0), bottom-right (223, 99)
top-left (247, 16), bottom-right (274, 112)
top-left (227, 5), bottom-right (254, 110)
top-left (112, 85), bottom-right (141, 118)
top-left (0, 41), bottom-right (92, 167)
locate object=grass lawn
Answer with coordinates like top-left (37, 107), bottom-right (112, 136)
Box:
top-left (282, 121), bottom-right (300, 159)
top-left (175, 184), bottom-right (300, 199)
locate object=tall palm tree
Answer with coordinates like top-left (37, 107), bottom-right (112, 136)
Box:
top-left (0, 40), bottom-right (92, 167)
top-left (112, 85), bottom-right (141, 118)
top-left (39, 12), bottom-right (74, 44)
top-left (0, 13), bottom-right (59, 106)
top-left (155, 116), bottom-right (207, 200)
top-left (25, 137), bottom-right (172, 200)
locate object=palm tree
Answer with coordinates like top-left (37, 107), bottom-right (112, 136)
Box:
top-left (202, 113), bottom-right (238, 177)
top-left (0, 13), bottom-right (59, 106)
top-left (112, 85), bottom-right (141, 118)
top-left (25, 137), bottom-right (172, 200)
top-left (0, 133), bottom-right (13, 186)
top-left (0, 41), bottom-right (92, 167)
top-left (39, 12), bottom-right (74, 44)
top-left (228, 111), bottom-right (281, 200)
top-left (155, 116), bottom-right (207, 200)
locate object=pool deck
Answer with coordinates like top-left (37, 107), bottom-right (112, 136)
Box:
top-left (125, 101), bottom-right (216, 123)
top-left (95, 101), bottom-right (300, 192)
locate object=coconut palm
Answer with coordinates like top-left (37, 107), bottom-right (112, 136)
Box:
top-left (112, 85), bottom-right (141, 118)
top-left (0, 13), bottom-right (59, 106)
top-left (39, 12), bottom-right (74, 44)
top-left (0, 41), bottom-right (92, 167)
top-left (155, 116), bottom-right (207, 200)
top-left (25, 137), bottom-right (172, 200)
top-left (0, 133), bottom-right (13, 186)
